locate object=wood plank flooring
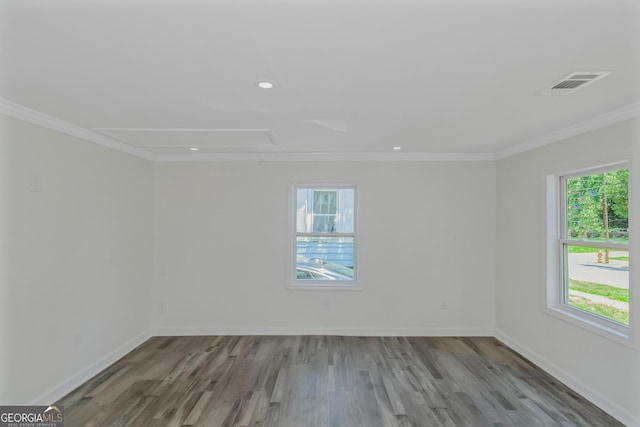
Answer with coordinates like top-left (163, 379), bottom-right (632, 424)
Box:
top-left (57, 336), bottom-right (622, 426)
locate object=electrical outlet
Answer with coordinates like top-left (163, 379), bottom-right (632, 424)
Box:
top-left (159, 303), bottom-right (166, 313)
top-left (441, 300), bottom-right (447, 310)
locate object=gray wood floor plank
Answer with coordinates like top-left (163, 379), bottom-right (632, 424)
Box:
top-left (57, 336), bottom-right (623, 426)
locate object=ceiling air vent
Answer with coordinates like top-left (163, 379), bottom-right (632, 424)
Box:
top-left (539, 71), bottom-right (611, 96)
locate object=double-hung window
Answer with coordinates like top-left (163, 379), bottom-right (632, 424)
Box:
top-left (548, 163), bottom-right (630, 339)
top-left (292, 186), bottom-right (357, 287)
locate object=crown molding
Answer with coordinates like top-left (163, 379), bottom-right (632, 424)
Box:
top-left (494, 101), bottom-right (640, 160)
top-left (3, 97), bottom-right (637, 163)
top-left (0, 98), bottom-right (493, 162)
top-left (0, 98), bottom-right (156, 161)
top-left (155, 151), bottom-right (495, 162)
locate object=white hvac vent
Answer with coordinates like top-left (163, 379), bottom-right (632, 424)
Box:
top-left (539, 71), bottom-right (611, 96)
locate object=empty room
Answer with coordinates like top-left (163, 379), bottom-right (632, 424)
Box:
top-left (1, 0), bottom-right (639, 426)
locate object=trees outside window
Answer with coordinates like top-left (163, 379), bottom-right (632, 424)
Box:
top-left (559, 166), bottom-right (629, 327)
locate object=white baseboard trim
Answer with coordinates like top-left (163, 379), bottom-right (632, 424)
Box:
top-left (29, 329), bottom-right (152, 406)
top-left (151, 326), bottom-right (494, 337)
top-left (30, 326), bottom-right (637, 427)
top-left (494, 329), bottom-right (639, 427)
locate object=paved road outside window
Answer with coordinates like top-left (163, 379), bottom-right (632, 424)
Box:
top-left (568, 251), bottom-right (629, 289)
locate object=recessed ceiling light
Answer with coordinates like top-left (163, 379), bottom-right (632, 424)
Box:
top-left (258, 81), bottom-right (274, 89)
top-left (190, 147), bottom-right (199, 151)
top-left (393, 146), bottom-right (402, 151)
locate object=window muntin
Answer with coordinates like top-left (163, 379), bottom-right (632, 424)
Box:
top-left (559, 167), bottom-right (629, 326)
top-left (312, 191), bottom-right (337, 232)
top-left (294, 187), bottom-right (356, 284)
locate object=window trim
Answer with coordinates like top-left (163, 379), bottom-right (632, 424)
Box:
top-left (544, 160), bottom-right (638, 348)
top-left (545, 160), bottom-right (635, 346)
top-left (288, 183), bottom-right (360, 290)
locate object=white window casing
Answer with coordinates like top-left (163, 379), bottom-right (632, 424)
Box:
top-left (546, 161), bottom-right (635, 346)
top-left (289, 184), bottom-right (360, 290)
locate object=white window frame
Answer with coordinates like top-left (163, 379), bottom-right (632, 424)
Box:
top-left (289, 184), bottom-right (360, 290)
top-left (545, 160), bottom-right (635, 346)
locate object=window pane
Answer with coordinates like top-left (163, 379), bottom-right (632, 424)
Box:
top-left (565, 245), bottom-right (629, 325)
top-left (297, 236), bottom-right (354, 267)
top-left (313, 214), bottom-right (336, 233)
top-left (313, 191), bottom-right (337, 214)
top-left (296, 188), bottom-right (354, 233)
top-left (296, 236), bottom-right (354, 280)
top-left (566, 169), bottom-right (628, 243)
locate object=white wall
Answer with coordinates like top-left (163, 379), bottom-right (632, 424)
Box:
top-left (0, 116), bottom-right (154, 404)
top-left (10, 108), bottom-right (638, 424)
top-left (152, 161), bottom-right (496, 335)
top-left (495, 118), bottom-right (640, 425)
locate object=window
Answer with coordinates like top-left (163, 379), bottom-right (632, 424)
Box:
top-left (292, 186), bottom-right (357, 287)
top-left (547, 163), bottom-right (630, 339)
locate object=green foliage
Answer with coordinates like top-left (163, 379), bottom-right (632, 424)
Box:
top-left (567, 246), bottom-right (600, 253)
top-left (609, 256), bottom-right (629, 261)
top-left (568, 279), bottom-right (629, 302)
top-left (606, 168), bottom-right (628, 220)
top-left (566, 168), bottom-right (628, 241)
top-left (568, 296), bottom-right (629, 325)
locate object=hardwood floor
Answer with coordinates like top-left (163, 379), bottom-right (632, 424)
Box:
top-left (57, 336), bottom-right (621, 426)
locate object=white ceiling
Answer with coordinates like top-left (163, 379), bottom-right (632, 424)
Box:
top-left (1, 0), bottom-right (639, 160)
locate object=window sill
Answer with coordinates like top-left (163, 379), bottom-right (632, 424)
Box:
top-left (288, 282), bottom-right (362, 291)
top-left (543, 305), bottom-right (636, 349)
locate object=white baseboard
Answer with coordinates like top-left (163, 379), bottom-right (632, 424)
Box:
top-left (29, 329), bottom-right (152, 406)
top-left (494, 329), bottom-right (639, 427)
top-left (152, 326), bottom-right (494, 337)
top-left (30, 326), bottom-right (638, 427)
